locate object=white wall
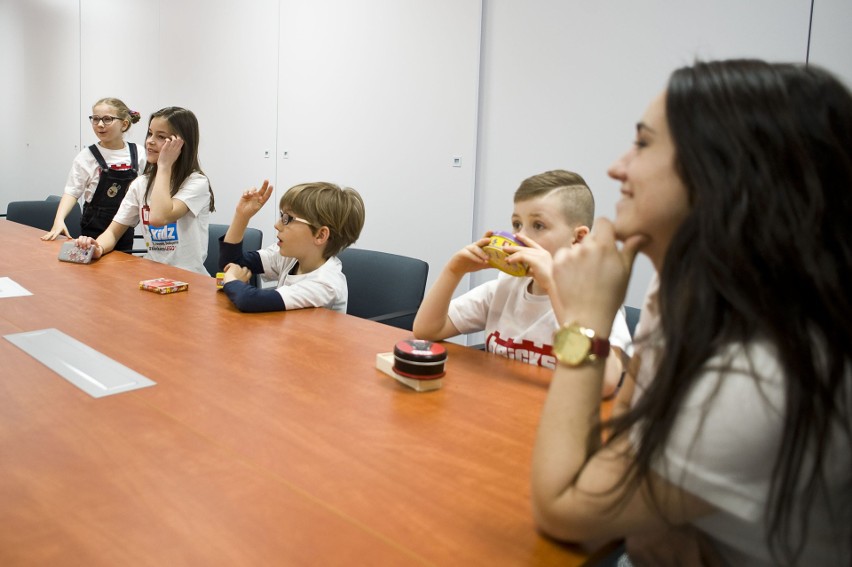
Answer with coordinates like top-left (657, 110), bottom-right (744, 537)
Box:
top-left (2, 0), bottom-right (851, 324)
top-left (474, 0), bottom-right (814, 311)
top-left (0, 0), bottom-right (80, 198)
top-left (1, 0), bottom-right (481, 281)
top-left (809, 0), bottom-right (852, 82)
top-left (275, 0), bottom-right (482, 270)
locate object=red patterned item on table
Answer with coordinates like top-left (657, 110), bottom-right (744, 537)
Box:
top-left (139, 278), bottom-right (189, 294)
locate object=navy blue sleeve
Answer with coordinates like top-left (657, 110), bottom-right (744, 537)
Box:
top-left (222, 280), bottom-right (286, 313)
top-left (218, 236), bottom-right (264, 273)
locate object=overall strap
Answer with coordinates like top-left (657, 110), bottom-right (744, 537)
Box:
top-left (88, 144), bottom-right (108, 170)
top-left (90, 143), bottom-right (138, 171)
top-left (129, 142), bottom-right (138, 171)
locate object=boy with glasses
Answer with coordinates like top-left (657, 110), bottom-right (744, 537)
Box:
top-left (219, 180), bottom-right (365, 313)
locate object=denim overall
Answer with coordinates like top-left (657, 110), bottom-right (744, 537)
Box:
top-left (81, 143), bottom-right (138, 252)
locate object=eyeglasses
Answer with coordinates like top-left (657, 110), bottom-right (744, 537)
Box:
top-left (88, 115), bottom-right (122, 126)
top-left (279, 211), bottom-right (313, 227)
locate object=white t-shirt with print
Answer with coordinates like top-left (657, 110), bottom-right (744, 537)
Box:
top-left (448, 273), bottom-right (633, 369)
top-left (112, 171), bottom-right (211, 275)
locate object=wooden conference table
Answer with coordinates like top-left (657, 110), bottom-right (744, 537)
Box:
top-left (0, 219), bottom-right (600, 566)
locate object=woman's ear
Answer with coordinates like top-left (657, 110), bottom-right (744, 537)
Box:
top-left (573, 225), bottom-right (590, 244)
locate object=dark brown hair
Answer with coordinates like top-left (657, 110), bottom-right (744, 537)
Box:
top-left (604, 60), bottom-right (852, 565)
top-left (142, 107), bottom-right (215, 212)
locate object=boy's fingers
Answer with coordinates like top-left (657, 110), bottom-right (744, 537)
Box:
top-left (512, 233), bottom-right (541, 249)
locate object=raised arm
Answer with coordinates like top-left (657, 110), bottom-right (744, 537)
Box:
top-left (412, 234), bottom-right (492, 341)
top-left (225, 181), bottom-right (273, 244)
top-left (147, 136), bottom-right (189, 225)
top-left (508, 232), bottom-right (624, 396)
top-left (530, 219), bottom-right (712, 543)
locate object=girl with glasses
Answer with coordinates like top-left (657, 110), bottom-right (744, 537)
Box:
top-left (42, 97), bottom-right (142, 250)
top-left (75, 107), bottom-right (215, 275)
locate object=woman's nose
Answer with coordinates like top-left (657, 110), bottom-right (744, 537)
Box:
top-left (607, 151), bottom-right (630, 181)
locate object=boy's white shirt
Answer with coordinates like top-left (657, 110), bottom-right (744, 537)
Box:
top-left (448, 272), bottom-right (632, 369)
top-left (255, 244), bottom-right (347, 313)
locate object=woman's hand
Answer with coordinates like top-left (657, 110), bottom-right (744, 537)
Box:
top-left (551, 217), bottom-right (645, 330)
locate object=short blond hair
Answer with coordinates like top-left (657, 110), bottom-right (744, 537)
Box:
top-left (280, 182), bottom-right (366, 258)
top-left (93, 97), bottom-right (140, 131)
top-left (514, 169), bottom-right (594, 228)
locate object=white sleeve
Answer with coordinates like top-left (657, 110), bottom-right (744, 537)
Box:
top-left (276, 275), bottom-right (340, 310)
top-left (173, 173), bottom-right (210, 216)
top-left (653, 341), bottom-right (785, 522)
top-left (610, 306), bottom-right (634, 355)
top-left (63, 151), bottom-right (95, 200)
top-left (112, 177), bottom-right (144, 227)
top-left (447, 280), bottom-right (498, 335)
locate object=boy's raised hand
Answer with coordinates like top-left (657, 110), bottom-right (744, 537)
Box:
top-left (446, 232), bottom-right (493, 275)
top-left (234, 180), bottom-right (274, 220)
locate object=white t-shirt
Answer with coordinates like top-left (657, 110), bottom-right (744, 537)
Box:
top-left (63, 142), bottom-right (142, 202)
top-left (631, 274), bottom-right (851, 566)
top-left (112, 172), bottom-right (211, 275)
top-left (448, 273), bottom-right (632, 369)
top-left (256, 245), bottom-right (347, 312)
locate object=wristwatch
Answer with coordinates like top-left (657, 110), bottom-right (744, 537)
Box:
top-left (552, 323), bottom-right (610, 367)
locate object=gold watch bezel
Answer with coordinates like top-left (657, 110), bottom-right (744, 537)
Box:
top-left (553, 323), bottom-right (609, 367)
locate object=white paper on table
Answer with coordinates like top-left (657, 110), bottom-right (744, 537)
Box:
top-left (0, 277), bottom-right (33, 298)
top-left (4, 328), bottom-right (156, 397)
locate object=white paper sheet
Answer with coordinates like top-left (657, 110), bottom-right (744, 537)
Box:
top-left (0, 277), bottom-right (33, 298)
top-left (4, 328), bottom-right (156, 397)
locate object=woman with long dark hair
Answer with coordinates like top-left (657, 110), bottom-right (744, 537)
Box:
top-left (532, 60), bottom-right (852, 566)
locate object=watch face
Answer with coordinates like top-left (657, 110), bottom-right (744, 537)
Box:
top-left (554, 326), bottom-right (591, 366)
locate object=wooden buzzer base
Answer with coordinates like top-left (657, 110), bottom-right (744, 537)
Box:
top-left (376, 353), bottom-right (443, 392)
